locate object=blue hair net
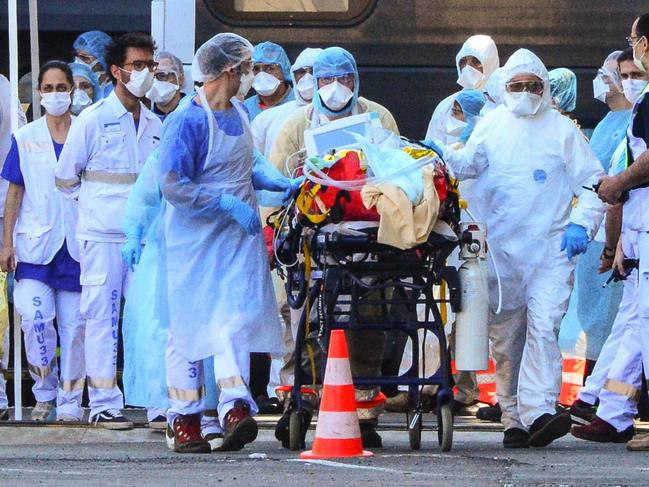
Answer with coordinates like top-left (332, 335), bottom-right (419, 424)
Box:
top-left (73, 31), bottom-right (112, 71)
top-left (549, 67), bottom-right (577, 113)
top-left (455, 89), bottom-right (486, 123)
top-left (69, 62), bottom-right (100, 102)
top-left (252, 41), bottom-right (292, 80)
top-left (313, 47), bottom-right (359, 118)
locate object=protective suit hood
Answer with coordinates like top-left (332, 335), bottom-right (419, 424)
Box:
top-left (499, 48), bottom-right (552, 115)
top-left (291, 47), bottom-right (323, 105)
top-left (455, 35), bottom-right (500, 84)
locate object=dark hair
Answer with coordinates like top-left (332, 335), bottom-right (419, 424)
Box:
top-left (38, 60), bottom-right (74, 89)
top-left (104, 32), bottom-right (156, 83)
top-left (618, 48), bottom-right (634, 65)
top-left (637, 13), bottom-right (649, 39)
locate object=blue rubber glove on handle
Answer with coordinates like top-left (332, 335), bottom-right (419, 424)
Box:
top-left (252, 170), bottom-right (305, 203)
top-left (219, 194), bottom-right (261, 236)
top-left (284, 176), bottom-right (305, 202)
top-left (560, 223), bottom-right (588, 261)
top-left (420, 139), bottom-right (444, 159)
top-left (120, 230), bottom-right (143, 272)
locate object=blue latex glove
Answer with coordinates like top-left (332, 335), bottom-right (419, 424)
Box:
top-left (560, 223), bottom-right (588, 260)
top-left (284, 176), bottom-right (305, 202)
top-left (460, 122), bottom-right (476, 144)
top-left (219, 194), bottom-right (261, 235)
top-left (121, 231), bottom-right (143, 272)
top-left (252, 170), bottom-right (304, 202)
top-left (420, 139), bottom-right (444, 159)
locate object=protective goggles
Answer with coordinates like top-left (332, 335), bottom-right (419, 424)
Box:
top-left (506, 80), bottom-right (544, 95)
top-left (317, 73), bottom-right (354, 85)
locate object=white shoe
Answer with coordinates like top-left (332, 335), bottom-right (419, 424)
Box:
top-left (57, 413), bottom-right (81, 423)
top-left (204, 432), bottom-right (224, 451)
top-left (31, 400), bottom-right (55, 421)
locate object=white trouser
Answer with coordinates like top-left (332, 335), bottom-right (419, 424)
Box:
top-left (14, 279), bottom-right (84, 417)
top-left (166, 333), bottom-right (257, 427)
top-left (0, 318), bottom-right (8, 408)
top-left (579, 273), bottom-right (636, 405)
top-left (79, 240), bottom-right (130, 417)
top-left (489, 260), bottom-right (573, 431)
top-left (596, 230), bottom-right (649, 431)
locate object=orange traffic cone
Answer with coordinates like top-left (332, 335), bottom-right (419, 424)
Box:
top-left (300, 330), bottom-right (373, 459)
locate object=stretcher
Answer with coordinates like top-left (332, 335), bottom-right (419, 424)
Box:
top-left (270, 142), bottom-right (465, 452)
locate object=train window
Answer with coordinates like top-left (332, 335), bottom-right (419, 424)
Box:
top-left (207, 0), bottom-right (375, 25)
top-left (234, 0), bottom-right (349, 12)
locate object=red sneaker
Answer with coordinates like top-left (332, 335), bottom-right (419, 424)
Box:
top-left (571, 417), bottom-right (635, 443)
top-left (172, 414), bottom-right (211, 453)
top-left (221, 400), bottom-right (258, 451)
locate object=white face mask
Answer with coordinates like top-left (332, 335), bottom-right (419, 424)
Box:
top-left (592, 75), bottom-right (609, 103)
top-left (146, 79), bottom-right (179, 105)
top-left (296, 73), bottom-right (314, 102)
top-left (503, 91), bottom-right (543, 117)
top-left (71, 89), bottom-right (92, 115)
top-left (238, 70), bottom-right (255, 99)
top-left (446, 115), bottom-right (467, 136)
top-left (318, 81), bottom-right (354, 111)
top-left (633, 37), bottom-right (647, 73)
top-left (252, 71), bottom-right (281, 97)
top-left (622, 78), bottom-right (648, 104)
top-left (121, 68), bottom-right (154, 98)
top-left (76, 56), bottom-right (99, 70)
top-left (457, 65), bottom-right (486, 90)
top-left (40, 91), bottom-right (71, 116)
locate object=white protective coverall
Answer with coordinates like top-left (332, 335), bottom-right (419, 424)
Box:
top-left (444, 49), bottom-right (605, 430)
top-left (55, 91), bottom-right (162, 417)
top-left (425, 35), bottom-right (499, 144)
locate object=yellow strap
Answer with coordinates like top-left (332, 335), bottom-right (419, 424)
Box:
top-left (296, 183), bottom-right (329, 224)
top-left (440, 279), bottom-right (447, 326)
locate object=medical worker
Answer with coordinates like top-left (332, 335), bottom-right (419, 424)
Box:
top-left (244, 41), bottom-right (295, 120)
top-left (575, 14), bottom-right (649, 451)
top-left (481, 67), bottom-right (503, 116)
top-left (446, 89), bottom-right (485, 145)
top-left (444, 48), bottom-right (605, 448)
top-left (69, 62), bottom-right (100, 115)
top-left (0, 62), bottom-right (83, 422)
top-left (156, 33), bottom-right (299, 453)
top-left (560, 51), bottom-right (633, 409)
top-left (549, 68), bottom-right (577, 116)
top-left (146, 51), bottom-right (186, 122)
top-left (0, 75), bottom-right (26, 420)
top-left (252, 47), bottom-right (323, 156)
top-left (72, 31), bottom-right (114, 99)
top-left (270, 47), bottom-right (399, 448)
top-left (425, 35), bottom-right (499, 144)
top-left (55, 32), bottom-right (162, 429)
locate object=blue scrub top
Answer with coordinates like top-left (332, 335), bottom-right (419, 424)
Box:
top-left (243, 86), bottom-right (295, 121)
top-left (1, 136), bottom-right (81, 292)
top-left (589, 110), bottom-right (631, 172)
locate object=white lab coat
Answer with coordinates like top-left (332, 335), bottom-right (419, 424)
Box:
top-left (445, 49), bottom-right (605, 430)
top-left (55, 91), bottom-right (162, 243)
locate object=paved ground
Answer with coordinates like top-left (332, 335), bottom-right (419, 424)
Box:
top-left (0, 412), bottom-right (648, 486)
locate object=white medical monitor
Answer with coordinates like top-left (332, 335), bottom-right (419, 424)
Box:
top-left (304, 112), bottom-right (383, 158)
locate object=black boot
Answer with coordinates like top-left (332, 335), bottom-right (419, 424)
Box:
top-left (529, 412), bottom-right (571, 447)
top-left (360, 421), bottom-right (382, 448)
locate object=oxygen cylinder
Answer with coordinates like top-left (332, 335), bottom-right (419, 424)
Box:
top-left (455, 223), bottom-right (489, 371)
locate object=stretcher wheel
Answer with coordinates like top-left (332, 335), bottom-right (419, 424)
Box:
top-left (289, 410), bottom-right (304, 451)
top-left (408, 410), bottom-right (422, 450)
top-left (437, 403), bottom-right (453, 452)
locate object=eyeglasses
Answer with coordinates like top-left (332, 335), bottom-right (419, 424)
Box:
top-left (122, 60), bottom-right (159, 72)
top-left (154, 71), bottom-right (178, 82)
top-left (506, 80), bottom-right (544, 95)
top-left (626, 35), bottom-right (645, 47)
top-left (76, 52), bottom-right (96, 65)
top-left (293, 67), bottom-right (313, 77)
top-left (318, 73), bottom-right (354, 85)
